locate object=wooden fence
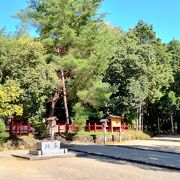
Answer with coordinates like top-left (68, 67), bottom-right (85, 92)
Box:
top-left (5, 122), bottom-right (130, 135)
top-left (57, 123), bottom-right (130, 133)
top-left (5, 123), bottom-right (31, 135)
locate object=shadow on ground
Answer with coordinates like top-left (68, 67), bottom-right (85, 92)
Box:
top-left (81, 154), bottom-right (180, 173)
top-left (112, 144), bottom-right (180, 154)
top-left (62, 143), bottom-right (180, 172)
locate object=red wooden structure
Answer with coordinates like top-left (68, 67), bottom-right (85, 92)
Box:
top-left (4, 117), bottom-right (129, 135)
top-left (6, 123), bottom-right (31, 135)
top-left (4, 117), bottom-right (30, 135)
top-left (57, 123), bottom-right (129, 133)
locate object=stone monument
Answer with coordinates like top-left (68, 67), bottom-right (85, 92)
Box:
top-left (29, 117), bottom-right (67, 156)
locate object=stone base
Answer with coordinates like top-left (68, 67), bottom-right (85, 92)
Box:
top-left (29, 141), bottom-right (67, 156)
top-left (12, 151), bottom-right (86, 160)
top-left (29, 148), bottom-right (67, 155)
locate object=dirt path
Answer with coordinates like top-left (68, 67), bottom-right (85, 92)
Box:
top-left (0, 150), bottom-right (180, 180)
top-left (0, 136), bottom-right (180, 180)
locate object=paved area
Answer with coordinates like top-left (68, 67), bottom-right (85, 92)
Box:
top-left (0, 150), bottom-right (180, 180)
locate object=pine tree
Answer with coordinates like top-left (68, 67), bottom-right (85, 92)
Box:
top-left (17, 0), bottom-right (118, 128)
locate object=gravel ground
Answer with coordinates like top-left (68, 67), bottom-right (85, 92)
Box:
top-left (111, 135), bottom-right (180, 153)
top-left (65, 144), bottom-right (180, 169)
top-left (0, 150), bottom-right (180, 180)
top-left (0, 136), bottom-right (180, 180)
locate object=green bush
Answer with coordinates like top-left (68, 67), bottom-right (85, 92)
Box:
top-left (72, 115), bottom-right (87, 132)
top-left (30, 118), bottom-right (48, 139)
top-left (72, 103), bottom-right (88, 132)
top-left (0, 120), bottom-right (9, 144)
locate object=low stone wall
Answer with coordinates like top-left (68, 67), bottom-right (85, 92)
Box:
top-left (72, 131), bottom-right (150, 144)
top-left (0, 137), bottom-right (37, 151)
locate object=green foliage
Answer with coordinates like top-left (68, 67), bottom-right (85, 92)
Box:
top-left (17, 0), bottom-right (118, 123)
top-left (20, 63), bottom-right (58, 119)
top-left (31, 117), bottom-right (48, 139)
top-left (72, 103), bottom-right (88, 132)
top-left (167, 40), bottom-right (180, 97)
top-left (77, 80), bottom-right (111, 110)
top-left (0, 120), bottom-right (9, 144)
top-left (17, 0), bottom-right (103, 48)
top-left (0, 2), bottom-right (177, 135)
top-left (105, 21), bottom-right (173, 116)
top-left (0, 80), bottom-right (23, 116)
top-left (0, 35), bottom-right (58, 120)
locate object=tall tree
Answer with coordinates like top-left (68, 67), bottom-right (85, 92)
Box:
top-left (17, 0), bottom-right (117, 126)
top-left (167, 40), bottom-right (180, 97)
top-left (105, 21), bottom-right (173, 130)
top-left (0, 34), bottom-right (58, 129)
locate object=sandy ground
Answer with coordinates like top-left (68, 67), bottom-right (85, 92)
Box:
top-left (110, 135), bottom-right (180, 153)
top-left (0, 150), bottom-right (180, 180)
top-left (72, 135), bottom-right (180, 153)
top-left (0, 136), bottom-right (180, 180)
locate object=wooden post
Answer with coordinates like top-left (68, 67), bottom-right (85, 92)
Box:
top-left (111, 122), bottom-right (113, 133)
top-left (170, 114), bottom-right (174, 134)
top-left (58, 123), bottom-right (60, 134)
top-left (157, 117), bottom-right (160, 134)
top-left (103, 124), bottom-right (107, 144)
top-left (19, 123), bottom-right (22, 134)
top-left (9, 121), bottom-right (12, 134)
top-left (88, 123), bottom-right (91, 131)
top-left (27, 123), bottom-right (30, 135)
top-left (119, 121), bottom-right (122, 142)
top-left (15, 124), bottom-right (18, 138)
top-left (94, 123), bottom-right (97, 132)
top-left (108, 123), bottom-right (111, 132)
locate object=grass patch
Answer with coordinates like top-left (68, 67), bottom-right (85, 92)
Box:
top-left (76, 131), bottom-right (114, 137)
top-left (72, 130), bottom-right (151, 143)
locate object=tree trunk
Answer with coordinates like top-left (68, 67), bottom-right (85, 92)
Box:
top-left (141, 103), bottom-right (143, 131)
top-left (57, 47), bottom-right (70, 132)
top-left (49, 91), bottom-right (59, 117)
top-left (49, 101), bottom-right (56, 117)
top-left (170, 114), bottom-right (174, 134)
top-left (139, 104), bottom-right (142, 131)
top-left (121, 112), bottom-right (125, 123)
top-left (157, 116), bottom-right (160, 134)
top-left (61, 70), bottom-right (70, 132)
top-left (136, 107), bottom-right (139, 131)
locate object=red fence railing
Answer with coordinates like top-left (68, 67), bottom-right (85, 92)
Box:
top-left (5, 122), bottom-right (129, 135)
top-left (57, 123), bottom-right (129, 133)
top-left (6, 123), bottom-right (31, 135)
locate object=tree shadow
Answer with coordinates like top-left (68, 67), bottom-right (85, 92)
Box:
top-left (82, 154), bottom-right (180, 173)
top-left (111, 144), bottom-right (180, 154)
top-left (63, 143), bottom-right (180, 173)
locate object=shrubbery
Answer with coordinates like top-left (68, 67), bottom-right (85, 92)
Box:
top-left (72, 103), bottom-right (88, 132)
top-left (0, 120), bottom-right (9, 144)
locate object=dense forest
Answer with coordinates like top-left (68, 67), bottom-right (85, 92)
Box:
top-left (0, 0), bottom-right (179, 134)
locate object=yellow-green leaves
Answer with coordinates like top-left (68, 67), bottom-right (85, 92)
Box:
top-left (0, 80), bottom-right (23, 116)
